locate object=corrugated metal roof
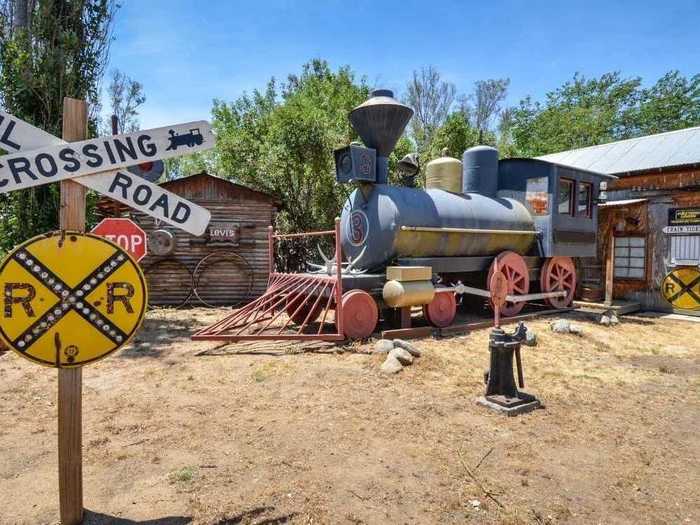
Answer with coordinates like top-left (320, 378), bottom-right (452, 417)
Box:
top-left (537, 126), bottom-right (700, 175)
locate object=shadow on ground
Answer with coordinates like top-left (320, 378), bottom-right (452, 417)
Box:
top-left (213, 506), bottom-right (297, 524)
top-left (83, 510), bottom-right (192, 524)
top-left (120, 315), bottom-right (204, 359)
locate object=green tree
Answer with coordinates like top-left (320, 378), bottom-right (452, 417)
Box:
top-left (426, 111), bottom-right (481, 161)
top-left (634, 70), bottom-right (700, 135)
top-left (511, 72), bottom-right (641, 156)
top-left (404, 66), bottom-right (456, 154)
top-left (164, 150), bottom-right (218, 180)
top-left (212, 59), bottom-right (373, 268)
top-left (105, 68), bottom-right (146, 134)
top-left (0, 0), bottom-right (117, 254)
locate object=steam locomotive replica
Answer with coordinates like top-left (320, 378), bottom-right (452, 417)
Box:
top-left (195, 89), bottom-right (611, 342)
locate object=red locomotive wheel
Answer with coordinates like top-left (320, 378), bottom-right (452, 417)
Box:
top-left (423, 292), bottom-right (457, 328)
top-left (487, 251), bottom-right (530, 317)
top-left (540, 256), bottom-right (577, 308)
top-left (286, 298), bottom-right (323, 326)
top-left (339, 290), bottom-right (378, 339)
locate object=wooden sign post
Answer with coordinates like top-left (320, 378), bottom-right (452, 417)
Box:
top-left (604, 233), bottom-right (615, 306)
top-left (0, 100), bottom-right (213, 523)
top-left (58, 97), bottom-right (87, 525)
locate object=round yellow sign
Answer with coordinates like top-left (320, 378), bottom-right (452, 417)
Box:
top-left (0, 231), bottom-right (147, 367)
top-left (662, 267), bottom-right (700, 311)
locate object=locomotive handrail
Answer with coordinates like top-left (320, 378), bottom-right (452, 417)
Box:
top-left (401, 226), bottom-right (536, 235)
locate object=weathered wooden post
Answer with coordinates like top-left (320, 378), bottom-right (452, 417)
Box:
top-left (604, 232), bottom-right (615, 306)
top-left (58, 96), bottom-right (88, 525)
top-left (0, 103), bottom-right (214, 523)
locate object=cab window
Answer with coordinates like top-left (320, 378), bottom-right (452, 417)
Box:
top-left (577, 182), bottom-right (592, 218)
top-left (558, 179), bottom-right (574, 215)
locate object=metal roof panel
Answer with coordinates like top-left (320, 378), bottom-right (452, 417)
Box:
top-left (538, 126), bottom-right (700, 174)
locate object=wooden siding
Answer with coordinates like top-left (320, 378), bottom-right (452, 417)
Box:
top-left (609, 167), bottom-right (700, 192)
top-left (103, 173), bottom-right (277, 307)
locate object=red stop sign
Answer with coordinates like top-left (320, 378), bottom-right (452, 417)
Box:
top-left (91, 218), bottom-right (148, 262)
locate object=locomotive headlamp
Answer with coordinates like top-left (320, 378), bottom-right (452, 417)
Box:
top-left (334, 143), bottom-right (377, 183)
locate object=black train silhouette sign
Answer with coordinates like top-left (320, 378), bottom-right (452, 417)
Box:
top-left (166, 127), bottom-right (205, 150)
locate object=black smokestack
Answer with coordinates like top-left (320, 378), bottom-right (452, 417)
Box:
top-left (349, 89), bottom-right (414, 184)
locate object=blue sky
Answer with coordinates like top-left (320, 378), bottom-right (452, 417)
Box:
top-left (107, 0), bottom-right (700, 129)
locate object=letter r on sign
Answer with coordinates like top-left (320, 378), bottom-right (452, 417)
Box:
top-left (4, 283), bottom-right (36, 318)
top-left (107, 282), bottom-right (135, 314)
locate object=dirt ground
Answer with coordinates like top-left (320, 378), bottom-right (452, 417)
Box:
top-left (0, 307), bottom-right (698, 525)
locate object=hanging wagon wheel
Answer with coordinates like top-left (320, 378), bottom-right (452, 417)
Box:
top-left (423, 291), bottom-right (457, 328)
top-left (338, 290), bottom-right (378, 340)
top-left (487, 251), bottom-right (530, 317)
top-left (193, 251), bottom-right (255, 308)
top-left (286, 295), bottom-right (323, 325)
top-left (540, 256), bottom-right (577, 308)
top-left (143, 258), bottom-right (194, 309)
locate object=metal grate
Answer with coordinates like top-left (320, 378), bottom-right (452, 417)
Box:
top-left (192, 220), bottom-right (345, 342)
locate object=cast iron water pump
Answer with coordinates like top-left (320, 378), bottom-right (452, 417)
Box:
top-left (477, 322), bottom-right (541, 416)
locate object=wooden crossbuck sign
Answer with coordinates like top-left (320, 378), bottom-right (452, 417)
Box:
top-left (0, 111), bottom-right (213, 236)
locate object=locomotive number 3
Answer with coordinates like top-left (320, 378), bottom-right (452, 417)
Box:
top-left (349, 210), bottom-right (369, 246)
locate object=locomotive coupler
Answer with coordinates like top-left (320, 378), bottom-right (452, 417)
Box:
top-left (477, 322), bottom-right (541, 416)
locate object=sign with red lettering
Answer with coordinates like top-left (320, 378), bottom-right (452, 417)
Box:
top-left (91, 219), bottom-right (148, 262)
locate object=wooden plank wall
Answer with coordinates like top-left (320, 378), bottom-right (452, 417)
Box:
top-left (125, 174), bottom-right (277, 307)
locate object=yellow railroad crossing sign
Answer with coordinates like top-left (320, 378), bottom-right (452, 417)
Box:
top-left (0, 231), bottom-right (147, 367)
top-left (662, 267), bottom-right (700, 311)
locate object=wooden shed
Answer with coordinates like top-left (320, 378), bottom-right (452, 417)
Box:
top-left (96, 172), bottom-right (279, 307)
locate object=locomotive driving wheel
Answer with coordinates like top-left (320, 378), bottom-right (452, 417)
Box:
top-left (286, 295), bottom-right (323, 326)
top-left (540, 256), bottom-right (577, 308)
top-left (487, 251), bottom-right (530, 317)
top-left (423, 291), bottom-right (457, 327)
top-left (338, 290), bottom-right (378, 339)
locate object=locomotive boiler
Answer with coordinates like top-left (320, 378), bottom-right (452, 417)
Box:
top-left (194, 89), bottom-right (612, 343)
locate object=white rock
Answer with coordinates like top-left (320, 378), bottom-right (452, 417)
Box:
top-left (389, 347), bottom-right (413, 365)
top-left (550, 319), bottom-right (571, 333)
top-left (600, 314), bottom-right (611, 326)
top-left (523, 330), bottom-right (537, 347)
top-left (550, 319), bottom-right (581, 335)
top-left (469, 499), bottom-right (481, 508)
top-left (380, 355), bottom-right (403, 374)
top-left (374, 339), bottom-right (395, 353)
top-left (393, 339), bottom-right (421, 357)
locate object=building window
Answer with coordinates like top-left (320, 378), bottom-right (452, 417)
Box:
top-left (614, 236), bottom-right (646, 279)
top-left (577, 182), bottom-right (592, 218)
top-left (558, 179), bottom-right (574, 215)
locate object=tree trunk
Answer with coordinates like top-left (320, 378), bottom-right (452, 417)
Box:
top-left (12, 0), bottom-right (29, 30)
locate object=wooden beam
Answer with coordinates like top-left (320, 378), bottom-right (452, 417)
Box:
top-left (604, 233), bottom-right (615, 306)
top-left (58, 97), bottom-right (87, 525)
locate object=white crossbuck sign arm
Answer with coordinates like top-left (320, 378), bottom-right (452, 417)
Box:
top-left (0, 111), bottom-right (212, 236)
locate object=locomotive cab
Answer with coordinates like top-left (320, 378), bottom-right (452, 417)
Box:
top-left (498, 158), bottom-right (614, 258)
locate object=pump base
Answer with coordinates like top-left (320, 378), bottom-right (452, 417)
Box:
top-left (476, 392), bottom-right (541, 416)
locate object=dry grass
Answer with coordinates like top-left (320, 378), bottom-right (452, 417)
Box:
top-left (0, 308), bottom-right (698, 524)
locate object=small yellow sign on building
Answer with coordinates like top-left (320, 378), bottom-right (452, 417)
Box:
top-left (0, 231), bottom-right (147, 367)
top-left (661, 267), bottom-right (700, 311)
